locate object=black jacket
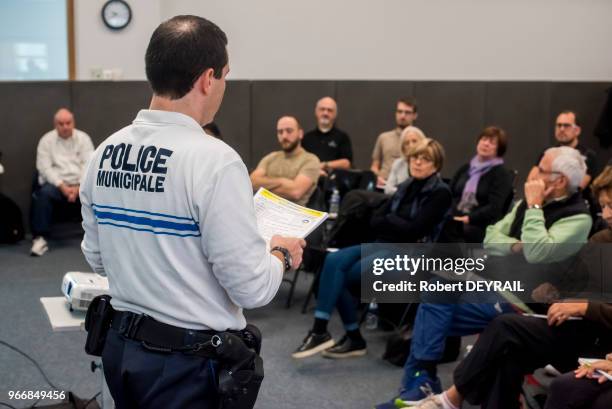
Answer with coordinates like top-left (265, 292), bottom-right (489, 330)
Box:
top-left (370, 174), bottom-right (451, 243)
top-left (450, 164), bottom-right (513, 229)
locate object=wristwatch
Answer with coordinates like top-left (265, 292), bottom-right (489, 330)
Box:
top-left (271, 246), bottom-right (292, 271)
top-left (528, 204), bottom-right (542, 210)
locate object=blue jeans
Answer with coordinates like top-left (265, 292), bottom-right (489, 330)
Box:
top-left (402, 292), bottom-right (515, 390)
top-left (314, 245), bottom-right (363, 331)
top-left (30, 183), bottom-right (79, 237)
top-left (314, 244), bottom-right (392, 331)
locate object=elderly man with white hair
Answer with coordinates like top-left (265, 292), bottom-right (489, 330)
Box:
top-left (375, 146), bottom-right (593, 408)
top-left (30, 108), bottom-right (94, 256)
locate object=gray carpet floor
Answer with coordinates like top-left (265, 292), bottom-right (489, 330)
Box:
top-left (0, 233), bottom-right (473, 409)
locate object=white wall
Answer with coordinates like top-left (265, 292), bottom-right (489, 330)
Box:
top-left (76, 0), bottom-right (612, 81)
top-left (75, 0), bottom-right (161, 80)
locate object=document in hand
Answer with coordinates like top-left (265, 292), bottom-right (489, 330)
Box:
top-left (253, 188), bottom-right (328, 243)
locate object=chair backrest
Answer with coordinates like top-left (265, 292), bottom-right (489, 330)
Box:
top-left (305, 185), bottom-right (326, 211)
top-left (504, 169), bottom-right (519, 213)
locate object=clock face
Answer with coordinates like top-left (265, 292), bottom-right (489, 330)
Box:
top-left (102, 0), bottom-right (132, 30)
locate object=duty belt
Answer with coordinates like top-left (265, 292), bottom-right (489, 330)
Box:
top-left (111, 310), bottom-right (219, 357)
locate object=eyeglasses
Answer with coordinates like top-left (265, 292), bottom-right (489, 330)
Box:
top-left (411, 154), bottom-right (433, 163)
top-left (555, 123), bottom-right (576, 129)
top-left (396, 110), bottom-right (415, 115)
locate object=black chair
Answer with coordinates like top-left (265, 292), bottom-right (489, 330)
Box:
top-left (282, 185), bottom-right (326, 308)
top-left (504, 169), bottom-right (519, 213)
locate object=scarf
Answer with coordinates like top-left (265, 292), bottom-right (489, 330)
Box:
top-left (457, 156), bottom-right (504, 214)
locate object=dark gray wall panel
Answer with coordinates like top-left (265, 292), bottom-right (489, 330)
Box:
top-left (335, 81), bottom-right (416, 170)
top-left (71, 81), bottom-right (152, 147)
top-left (0, 82), bottom-right (71, 221)
top-left (2, 80), bottom-right (612, 235)
top-left (250, 81), bottom-right (335, 170)
top-left (550, 82), bottom-right (612, 174)
top-left (484, 82), bottom-right (552, 187)
top-left (213, 81), bottom-right (251, 165)
top-left (414, 82), bottom-right (486, 178)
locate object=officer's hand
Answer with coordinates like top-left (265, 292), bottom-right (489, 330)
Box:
top-left (270, 235), bottom-right (306, 270)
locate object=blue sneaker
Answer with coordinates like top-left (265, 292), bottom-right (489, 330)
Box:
top-left (398, 370), bottom-right (442, 401)
top-left (374, 370), bottom-right (441, 409)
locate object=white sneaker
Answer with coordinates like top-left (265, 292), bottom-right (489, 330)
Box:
top-left (30, 236), bottom-right (49, 256)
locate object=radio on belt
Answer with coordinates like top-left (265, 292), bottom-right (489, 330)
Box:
top-left (61, 272), bottom-right (110, 311)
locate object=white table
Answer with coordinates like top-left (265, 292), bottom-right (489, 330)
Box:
top-left (40, 296), bottom-right (114, 408)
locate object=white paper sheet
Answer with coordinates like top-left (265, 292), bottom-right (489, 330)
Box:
top-left (253, 188), bottom-right (328, 243)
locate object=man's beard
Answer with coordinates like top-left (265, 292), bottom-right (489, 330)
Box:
top-left (281, 140), bottom-right (300, 153)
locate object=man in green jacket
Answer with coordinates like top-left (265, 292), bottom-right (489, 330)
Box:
top-left (376, 146), bottom-right (592, 407)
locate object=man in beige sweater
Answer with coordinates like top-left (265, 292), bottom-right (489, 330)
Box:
top-left (250, 116), bottom-right (320, 206)
top-left (30, 108), bottom-right (94, 256)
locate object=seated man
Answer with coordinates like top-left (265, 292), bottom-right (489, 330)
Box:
top-left (250, 115), bottom-right (320, 206)
top-left (302, 97), bottom-right (352, 176)
top-left (376, 146), bottom-right (593, 408)
top-left (30, 108), bottom-right (94, 256)
top-left (385, 165), bottom-right (612, 409)
top-left (528, 110), bottom-right (598, 191)
top-left (371, 98), bottom-right (418, 187)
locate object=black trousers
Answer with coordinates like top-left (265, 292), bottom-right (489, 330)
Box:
top-left (102, 328), bottom-right (219, 409)
top-left (453, 314), bottom-right (612, 409)
top-left (544, 372), bottom-right (612, 409)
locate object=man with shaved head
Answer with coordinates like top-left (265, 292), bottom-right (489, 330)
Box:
top-left (30, 108), bottom-right (94, 256)
top-left (302, 96), bottom-right (353, 176)
top-left (251, 115), bottom-right (320, 206)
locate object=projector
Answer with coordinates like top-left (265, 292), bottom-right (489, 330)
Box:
top-left (61, 272), bottom-right (109, 311)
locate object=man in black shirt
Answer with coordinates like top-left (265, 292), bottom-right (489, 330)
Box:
top-left (528, 110), bottom-right (598, 189)
top-left (302, 96), bottom-right (353, 176)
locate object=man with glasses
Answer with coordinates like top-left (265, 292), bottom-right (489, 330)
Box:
top-left (528, 110), bottom-right (597, 190)
top-left (376, 146), bottom-right (592, 407)
top-left (371, 98), bottom-right (418, 188)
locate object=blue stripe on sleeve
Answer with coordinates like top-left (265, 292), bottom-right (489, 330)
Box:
top-left (97, 221), bottom-right (201, 237)
top-left (92, 203), bottom-right (198, 223)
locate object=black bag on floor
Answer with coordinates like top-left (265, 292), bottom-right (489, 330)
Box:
top-left (0, 193), bottom-right (24, 243)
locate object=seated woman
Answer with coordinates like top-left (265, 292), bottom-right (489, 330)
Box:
top-left (384, 126), bottom-right (427, 195)
top-left (442, 126), bottom-right (513, 243)
top-left (543, 354), bottom-right (612, 409)
top-left (387, 166), bottom-right (612, 409)
top-left (292, 138), bottom-right (451, 359)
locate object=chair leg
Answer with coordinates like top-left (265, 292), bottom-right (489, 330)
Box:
top-left (285, 268), bottom-right (300, 309)
top-left (301, 263), bottom-right (323, 314)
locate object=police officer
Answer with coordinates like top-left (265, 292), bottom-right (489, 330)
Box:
top-left (80, 15), bottom-right (305, 408)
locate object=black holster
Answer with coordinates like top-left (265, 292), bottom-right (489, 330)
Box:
top-left (215, 324), bottom-right (264, 409)
top-left (84, 295), bottom-right (114, 356)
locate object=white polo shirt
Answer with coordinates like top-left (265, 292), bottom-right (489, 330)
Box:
top-left (80, 109), bottom-right (284, 331)
top-left (36, 128), bottom-right (94, 186)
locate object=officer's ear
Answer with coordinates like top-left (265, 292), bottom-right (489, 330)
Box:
top-left (198, 68), bottom-right (216, 96)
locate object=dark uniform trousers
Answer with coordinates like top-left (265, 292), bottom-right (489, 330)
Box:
top-left (102, 328), bottom-right (220, 409)
top-left (453, 313), bottom-right (612, 409)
